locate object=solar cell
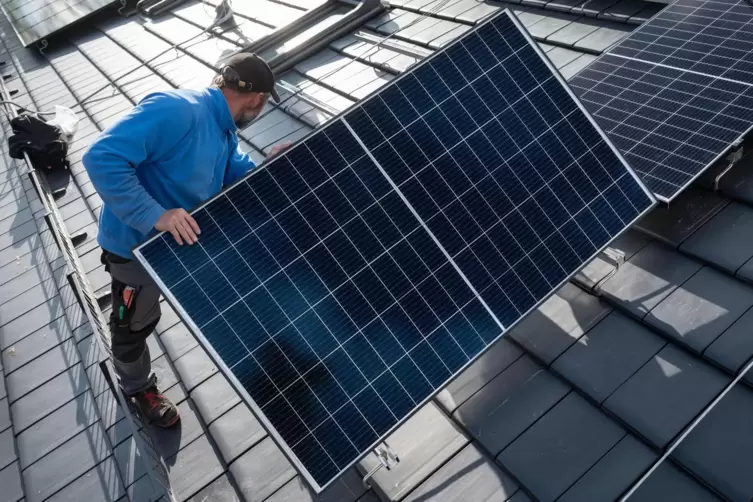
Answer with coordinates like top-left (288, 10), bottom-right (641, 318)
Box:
top-left (571, 0), bottom-right (753, 200)
top-left (135, 10), bottom-right (655, 492)
top-left (0, 0), bottom-right (118, 47)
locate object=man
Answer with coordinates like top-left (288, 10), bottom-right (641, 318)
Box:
top-left (83, 53), bottom-right (290, 427)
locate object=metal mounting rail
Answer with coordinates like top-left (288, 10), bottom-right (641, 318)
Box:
top-left (0, 48), bottom-right (172, 502)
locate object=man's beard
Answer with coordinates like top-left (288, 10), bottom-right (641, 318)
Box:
top-left (234, 108), bottom-right (260, 130)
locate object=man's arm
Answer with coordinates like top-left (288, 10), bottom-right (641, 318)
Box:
top-left (83, 92), bottom-right (196, 237)
top-left (224, 135), bottom-right (257, 186)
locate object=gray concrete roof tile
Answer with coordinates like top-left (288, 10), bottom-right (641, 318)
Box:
top-left (674, 384), bottom-right (753, 501)
top-left (159, 434), bottom-right (225, 501)
top-left (629, 462), bottom-right (718, 501)
top-left (45, 457), bottom-right (125, 502)
top-left (528, 12), bottom-right (580, 39)
top-left (208, 403), bottom-right (266, 464)
top-left (0, 279), bottom-right (59, 330)
top-left (645, 267), bottom-right (753, 353)
top-left (435, 338), bottom-right (523, 414)
top-left (22, 422), bottom-right (111, 502)
top-left (189, 373), bottom-right (241, 426)
top-left (0, 398), bottom-right (10, 433)
top-left (558, 434), bottom-right (657, 502)
top-left (11, 362), bottom-right (89, 433)
top-left (156, 301), bottom-right (181, 334)
top-left (160, 323), bottom-right (199, 362)
top-left (635, 187), bottom-right (728, 248)
top-left (545, 46), bottom-right (584, 68)
top-left (229, 437), bottom-right (297, 502)
top-left (508, 282), bottom-right (612, 365)
top-left (0, 295), bottom-right (66, 349)
top-left (0, 427), bottom-right (15, 471)
top-left (681, 202), bottom-right (753, 274)
top-left (360, 402), bottom-right (469, 501)
top-left (404, 443), bottom-right (519, 502)
top-left (152, 354), bottom-right (181, 394)
top-left (87, 362), bottom-right (114, 399)
top-left (16, 390), bottom-right (99, 469)
top-left (0, 462), bottom-right (24, 502)
top-left (0, 377), bottom-right (4, 402)
top-left (114, 437), bottom-right (153, 488)
top-left (266, 469), bottom-right (367, 502)
top-left (604, 345), bottom-right (729, 448)
top-left (2, 318), bottom-right (72, 375)
top-left (704, 307), bottom-right (753, 373)
top-left (601, 241), bottom-right (703, 319)
top-left (559, 52), bottom-right (598, 78)
top-left (574, 229), bottom-right (651, 289)
top-left (186, 474), bottom-right (240, 502)
top-left (552, 311), bottom-right (665, 403)
top-left (545, 18), bottom-right (602, 46)
top-left (498, 392), bottom-right (626, 502)
top-left (453, 355), bottom-right (570, 454)
top-left (597, 0), bottom-right (646, 21)
top-left (6, 339), bottom-right (80, 403)
top-left (172, 346), bottom-right (217, 392)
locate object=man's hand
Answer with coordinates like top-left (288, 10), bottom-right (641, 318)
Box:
top-left (268, 141), bottom-right (293, 158)
top-left (155, 208), bottom-right (201, 245)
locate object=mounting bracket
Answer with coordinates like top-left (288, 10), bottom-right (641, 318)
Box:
top-left (593, 246), bottom-right (625, 295)
top-left (362, 442), bottom-right (400, 490)
top-left (714, 142), bottom-right (745, 192)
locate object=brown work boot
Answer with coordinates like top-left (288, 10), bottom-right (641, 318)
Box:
top-left (130, 386), bottom-right (180, 428)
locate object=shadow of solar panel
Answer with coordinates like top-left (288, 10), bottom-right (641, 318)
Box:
top-left (0, 0), bottom-right (118, 47)
top-left (571, 0), bottom-right (753, 201)
top-left (135, 9), bottom-right (654, 493)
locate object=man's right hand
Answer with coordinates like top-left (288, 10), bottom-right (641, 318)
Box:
top-left (155, 208), bottom-right (201, 245)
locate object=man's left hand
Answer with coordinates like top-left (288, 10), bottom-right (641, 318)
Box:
top-left (269, 141), bottom-right (293, 158)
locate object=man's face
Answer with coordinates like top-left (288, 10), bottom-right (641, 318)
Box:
top-left (234, 92), bottom-right (269, 130)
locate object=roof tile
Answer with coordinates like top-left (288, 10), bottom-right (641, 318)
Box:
top-left (16, 391), bottom-right (99, 469)
top-left (229, 437), bottom-right (297, 502)
top-left (601, 241), bottom-right (702, 319)
top-left (681, 202), bottom-right (753, 274)
top-left (189, 373), bottom-right (241, 426)
top-left (0, 461), bottom-right (23, 502)
top-left (360, 402), bottom-right (469, 501)
top-left (552, 311), bottom-right (665, 402)
top-left (404, 443), bottom-right (519, 502)
top-left (558, 434), bottom-right (657, 502)
top-left (0, 320), bottom-right (72, 376)
top-left (453, 355), bottom-right (569, 454)
top-left (172, 346), bottom-right (217, 392)
top-left (0, 428), bottom-right (15, 471)
top-left (22, 422), bottom-right (111, 502)
top-left (675, 384), bottom-right (753, 501)
top-left (186, 474), bottom-right (240, 502)
top-left (629, 462), bottom-right (718, 501)
top-left (208, 403), bottom-right (266, 463)
top-left (45, 457), bottom-right (125, 502)
top-left (645, 266), bottom-right (753, 353)
top-left (498, 392), bottom-right (626, 502)
top-left (6, 339), bottom-right (80, 403)
top-left (604, 345), bottom-right (729, 448)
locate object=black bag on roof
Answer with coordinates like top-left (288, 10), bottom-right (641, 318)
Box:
top-left (8, 112), bottom-right (70, 171)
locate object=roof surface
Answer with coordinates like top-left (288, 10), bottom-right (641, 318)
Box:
top-left (0, 0), bottom-right (752, 501)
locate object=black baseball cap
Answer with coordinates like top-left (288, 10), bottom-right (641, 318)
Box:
top-left (221, 52), bottom-right (280, 102)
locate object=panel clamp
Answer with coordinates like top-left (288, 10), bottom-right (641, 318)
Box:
top-left (714, 143), bottom-right (745, 192)
top-left (362, 442), bottom-right (400, 490)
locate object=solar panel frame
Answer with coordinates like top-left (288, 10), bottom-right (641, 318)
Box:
top-left (0, 0), bottom-right (119, 48)
top-left (571, 0), bottom-right (753, 201)
top-left (134, 9), bottom-right (655, 493)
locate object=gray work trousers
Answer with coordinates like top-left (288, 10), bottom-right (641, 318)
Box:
top-left (102, 250), bottom-right (162, 396)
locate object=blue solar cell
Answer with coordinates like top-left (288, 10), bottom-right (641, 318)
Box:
top-left (135, 10), bottom-right (654, 492)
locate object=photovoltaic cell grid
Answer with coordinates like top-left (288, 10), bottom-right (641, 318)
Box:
top-left (571, 0), bottom-right (753, 200)
top-left (0, 0), bottom-right (118, 47)
top-left (570, 54), bottom-right (753, 198)
top-left (609, 0), bottom-right (753, 85)
top-left (135, 10), bottom-right (655, 492)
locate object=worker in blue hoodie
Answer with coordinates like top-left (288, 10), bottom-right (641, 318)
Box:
top-left (83, 53), bottom-right (291, 427)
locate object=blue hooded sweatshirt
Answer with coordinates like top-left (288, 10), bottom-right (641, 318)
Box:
top-left (83, 87), bottom-right (256, 259)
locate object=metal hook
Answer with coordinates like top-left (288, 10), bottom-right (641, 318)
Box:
top-left (36, 40), bottom-right (48, 55)
top-left (118, 0), bottom-right (128, 16)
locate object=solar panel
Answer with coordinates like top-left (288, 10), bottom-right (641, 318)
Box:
top-left (570, 54), bottom-right (753, 198)
top-left (571, 0), bottom-right (753, 201)
top-left (134, 10), bottom-right (655, 493)
top-left (0, 0), bottom-right (118, 47)
top-left (609, 0), bottom-right (753, 85)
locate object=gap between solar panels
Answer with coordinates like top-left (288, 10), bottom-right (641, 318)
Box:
top-left (570, 0), bottom-right (753, 202)
top-left (134, 9), bottom-right (656, 493)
